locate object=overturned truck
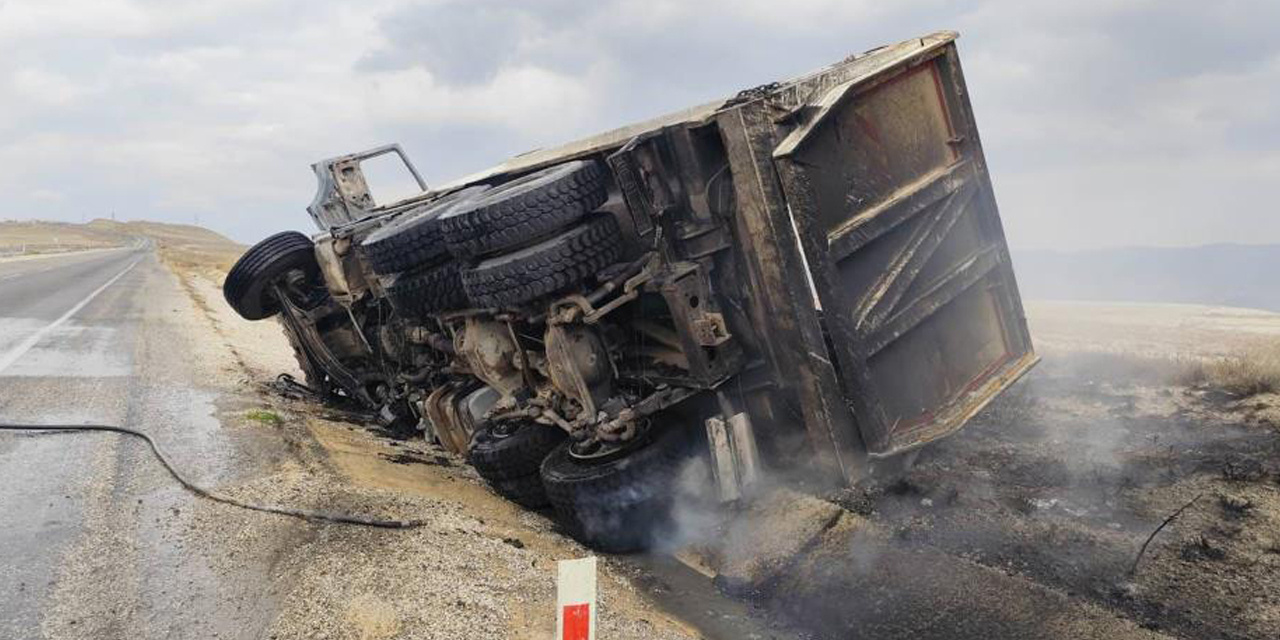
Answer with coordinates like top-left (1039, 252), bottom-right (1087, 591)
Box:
top-left (225, 32), bottom-right (1036, 551)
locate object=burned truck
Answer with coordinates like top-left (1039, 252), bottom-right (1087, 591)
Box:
top-left (224, 32), bottom-right (1036, 551)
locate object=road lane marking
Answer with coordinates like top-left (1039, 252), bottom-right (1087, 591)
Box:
top-left (1, 325), bottom-right (130, 378)
top-left (0, 255), bottom-right (114, 281)
top-left (0, 256), bottom-right (142, 375)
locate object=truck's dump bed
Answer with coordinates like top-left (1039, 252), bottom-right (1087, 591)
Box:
top-left (714, 32), bottom-right (1036, 476)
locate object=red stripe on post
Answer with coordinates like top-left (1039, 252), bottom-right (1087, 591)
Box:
top-left (562, 603), bottom-right (590, 640)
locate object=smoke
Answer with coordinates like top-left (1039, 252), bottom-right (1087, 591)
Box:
top-left (612, 318), bottom-right (1280, 640)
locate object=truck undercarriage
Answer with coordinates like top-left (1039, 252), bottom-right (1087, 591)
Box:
top-left (224, 32), bottom-right (1036, 551)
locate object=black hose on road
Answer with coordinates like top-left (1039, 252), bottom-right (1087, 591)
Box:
top-left (0, 423), bottom-right (424, 529)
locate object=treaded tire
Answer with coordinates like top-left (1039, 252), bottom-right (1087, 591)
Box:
top-left (540, 425), bottom-right (693, 553)
top-left (384, 261), bottom-right (467, 318)
top-left (470, 422), bottom-right (567, 509)
top-left (461, 215), bottom-right (622, 309)
top-left (470, 422), bottom-right (567, 481)
top-left (223, 231), bottom-right (317, 320)
top-left (491, 475), bottom-right (552, 510)
top-left (440, 160), bottom-right (608, 258)
top-left (359, 186), bottom-right (489, 275)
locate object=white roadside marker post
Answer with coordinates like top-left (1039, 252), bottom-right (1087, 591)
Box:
top-left (557, 557), bottom-right (597, 640)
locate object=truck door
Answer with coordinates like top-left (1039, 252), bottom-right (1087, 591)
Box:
top-left (771, 41), bottom-right (1037, 456)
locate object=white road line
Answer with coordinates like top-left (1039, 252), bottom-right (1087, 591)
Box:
top-left (0, 257), bottom-right (142, 374)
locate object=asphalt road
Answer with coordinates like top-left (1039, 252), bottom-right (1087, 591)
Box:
top-left (0, 247), bottom-right (298, 639)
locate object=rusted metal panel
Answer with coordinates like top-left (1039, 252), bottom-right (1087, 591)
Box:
top-left (770, 41), bottom-right (1036, 457)
top-left (715, 103), bottom-right (867, 481)
top-left (307, 144), bottom-right (428, 229)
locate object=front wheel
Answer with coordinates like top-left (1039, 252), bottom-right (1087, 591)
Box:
top-left (223, 231), bottom-right (318, 320)
top-left (540, 426), bottom-right (693, 553)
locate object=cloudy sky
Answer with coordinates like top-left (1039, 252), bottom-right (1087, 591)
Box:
top-left (1, 0), bottom-right (1276, 250)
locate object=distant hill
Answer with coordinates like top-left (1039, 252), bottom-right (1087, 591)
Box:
top-left (84, 219), bottom-right (241, 251)
top-left (0, 219), bottom-right (125, 253)
top-left (1, 219), bottom-right (243, 272)
top-left (86, 219), bottom-right (245, 273)
top-left (1012, 244), bottom-right (1280, 312)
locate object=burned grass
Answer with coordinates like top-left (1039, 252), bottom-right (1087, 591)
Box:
top-left (1175, 343), bottom-right (1280, 398)
top-left (808, 352), bottom-right (1280, 640)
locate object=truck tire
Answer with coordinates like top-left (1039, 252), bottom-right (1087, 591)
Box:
top-left (461, 215), bottom-right (623, 309)
top-left (540, 425), bottom-right (693, 553)
top-left (490, 475), bottom-right (552, 509)
top-left (224, 231), bottom-right (318, 321)
top-left (470, 421), bottom-right (566, 508)
top-left (359, 186), bottom-right (489, 276)
top-left (384, 261), bottom-right (468, 318)
top-left (440, 160), bottom-right (608, 258)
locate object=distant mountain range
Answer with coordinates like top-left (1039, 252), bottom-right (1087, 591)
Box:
top-left (1011, 244), bottom-right (1280, 311)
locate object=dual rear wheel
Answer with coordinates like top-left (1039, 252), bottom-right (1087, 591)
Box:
top-left (469, 420), bottom-right (692, 552)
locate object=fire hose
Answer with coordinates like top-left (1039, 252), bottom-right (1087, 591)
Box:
top-left (0, 422), bottom-right (424, 529)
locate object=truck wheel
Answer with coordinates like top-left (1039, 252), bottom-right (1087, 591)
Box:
top-left (359, 186), bottom-right (489, 276)
top-left (440, 160), bottom-right (608, 258)
top-left (490, 475), bottom-right (553, 509)
top-left (224, 231), bottom-right (318, 320)
top-left (461, 215), bottom-right (622, 308)
top-left (540, 425), bottom-right (693, 553)
top-left (383, 261), bottom-right (468, 318)
top-left (470, 421), bottom-right (566, 508)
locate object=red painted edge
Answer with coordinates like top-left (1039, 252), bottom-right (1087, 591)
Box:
top-left (562, 603), bottom-right (590, 640)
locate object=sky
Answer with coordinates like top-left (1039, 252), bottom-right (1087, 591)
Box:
top-left (0, 0), bottom-right (1277, 250)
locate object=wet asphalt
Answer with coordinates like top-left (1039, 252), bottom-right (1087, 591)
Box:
top-left (0, 248), bottom-right (144, 635)
top-left (0, 248), bottom-right (299, 638)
